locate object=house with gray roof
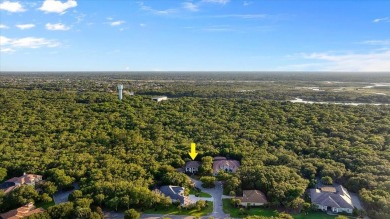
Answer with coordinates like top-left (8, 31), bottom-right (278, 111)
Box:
top-left (185, 161), bottom-right (200, 174)
top-left (159, 185), bottom-right (191, 206)
top-left (310, 185), bottom-right (354, 214)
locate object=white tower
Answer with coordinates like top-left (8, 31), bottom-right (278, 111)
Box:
top-left (117, 85), bottom-right (123, 100)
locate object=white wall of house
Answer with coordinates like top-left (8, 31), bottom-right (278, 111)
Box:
top-left (317, 205), bottom-right (352, 214)
top-left (185, 167), bottom-right (198, 173)
top-left (241, 202), bottom-right (264, 207)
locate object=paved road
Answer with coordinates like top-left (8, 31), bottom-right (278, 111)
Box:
top-left (191, 178), bottom-right (230, 219)
top-left (53, 183), bottom-right (79, 204)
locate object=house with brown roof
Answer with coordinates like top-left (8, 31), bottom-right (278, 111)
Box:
top-left (310, 185), bottom-right (354, 214)
top-left (0, 173), bottom-right (43, 194)
top-left (237, 190), bottom-right (268, 207)
top-left (212, 157), bottom-right (240, 175)
top-left (185, 161), bottom-right (200, 174)
top-left (0, 203), bottom-right (45, 219)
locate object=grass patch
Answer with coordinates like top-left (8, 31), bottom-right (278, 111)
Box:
top-left (223, 199), bottom-right (338, 219)
top-left (35, 201), bottom-right (55, 209)
top-left (144, 201), bottom-right (213, 217)
top-left (189, 188), bottom-right (212, 198)
top-left (222, 199), bottom-right (277, 218)
top-left (292, 211), bottom-right (337, 219)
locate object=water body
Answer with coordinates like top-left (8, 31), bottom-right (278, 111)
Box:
top-left (290, 98), bottom-right (390, 106)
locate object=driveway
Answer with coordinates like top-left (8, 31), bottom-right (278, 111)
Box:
top-left (53, 183), bottom-right (79, 204)
top-left (191, 178), bottom-right (230, 219)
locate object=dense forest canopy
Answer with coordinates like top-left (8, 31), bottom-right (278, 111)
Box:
top-left (0, 73), bottom-right (389, 218)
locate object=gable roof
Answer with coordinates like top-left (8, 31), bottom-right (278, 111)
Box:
top-left (0, 203), bottom-right (45, 219)
top-left (185, 161), bottom-right (200, 169)
top-left (159, 185), bottom-right (188, 205)
top-left (238, 190), bottom-right (268, 204)
top-left (213, 159), bottom-right (240, 173)
top-left (5, 174), bottom-right (42, 185)
top-left (310, 185), bottom-right (353, 209)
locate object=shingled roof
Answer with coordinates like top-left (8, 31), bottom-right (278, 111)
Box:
top-left (238, 190), bottom-right (268, 204)
top-left (185, 161), bottom-right (200, 169)
top-left (159, 185), bottom-right (190, 205)
top-left (0, 203), bottom-right (45, 219)
top-left (310, 185), bottom-right (353, 209)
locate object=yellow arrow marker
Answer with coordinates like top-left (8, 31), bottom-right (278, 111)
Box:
top-left (188, 143), bottom-right (198, 160)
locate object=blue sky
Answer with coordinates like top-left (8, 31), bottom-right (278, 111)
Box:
top-left (0, 0), bottom-right (389, 71)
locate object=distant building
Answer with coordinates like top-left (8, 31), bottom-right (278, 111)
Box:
top-left (185, 161), bottom-right (200, 174)
top-left (310, 185), bottom-right (354, 214)
top-left (152, 96), bottom-right (168, 102)
top-left (117, 85), bottom-right (123, 100)
top-left (237, 190), bottom-right (268, 206)
top-left (0, 173), bottom-right (43, 194)
top-left (212, 157), bottom-right (240, 175)
top-left (159, 185), bottom-right (191, 206)
top-left (0, 202), bottom-right (45, 219)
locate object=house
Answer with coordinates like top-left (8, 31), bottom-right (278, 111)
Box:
top-left (159, 185), bottom-right (191, 206)
top-left (212, 157), bottom-right (240, 174)
top-left (0, 203), bottom-right (45, 219)
top-left (0, 173), bottom-right (43, 194)
top-left (185, 161), bottom-right (200, 174)
top-left (237, 190), bottom-right (268, 206)
top-left (310, 185), bottom-right (354, 214)
top-left (152, 96), bottom-right (168, 102)
top-left (7, 173), bottom-right (43, 186)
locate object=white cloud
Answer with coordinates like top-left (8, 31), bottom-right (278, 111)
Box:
top-left (359, 39), bottom-right (390, 46)
top-left (183, 2), bottom-right (199, 12)
top-left (46, 23), bottom-right (71, 31)
top-left (138, 2), bottom-right (176, 15)
top-left (0, 36), bottom-right (11, 45)
top-left (214, 14), bottom-right (267, 19)
top-left (139, 23), bottom-right (146, 27)
top-left (0, 35), bottom-right (60, 53)
top-left (243, 1), bottom-right (252, 6)
top-left (296, 50), bottom-right (390, 71)
top-left (0, 1), bottom-right (25, 12)
top-left (39, 0), bottom-right (77, 14)
top-left (0, 48), bottom-right (15, 53)
top-left (373, 17), bottom-right (390, 23)
top-left (202, 0), bottom-right (230, 4)
top-left (16, 24), bottom-right (35, 30)
top-left (110, 20), bottom-right (125, 26)
top-left (0, 24), bottom-right (9, 29)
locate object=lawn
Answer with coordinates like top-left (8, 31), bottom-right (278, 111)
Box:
top-left (144, 201), bottom-right (213, 217)
top-left (189, 188), bottom-right (212, 198)
top-left (35, 201), bottom-right (55, 209)
top-left (292, 212), bottom-right (337, 219)
top-left (222, 199), bottom-right (277, 218)
top-left (222, 199), bottom-right (338, 219)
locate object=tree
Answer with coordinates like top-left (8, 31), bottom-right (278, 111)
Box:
top-left (124, 208), bottom-right (140, 219)
top-left (0, 168), bottom-right (7, 182)
top-left (231, 198), bottom-right (241, 207)
top-left (5, 185), bottom-right (39, 209)
top-left (39, 181), bottom-right (58, 196)
top-left (94, 194), bottom-right (105, 206)
top-left (40, 193), bottom-right (52, 203)
top-left (195, 200), bottom-right (206, 211)
top-left (48, 202), bottom-right (74, 219)
top-left (199, 156), bottom-right (213, 176)
top-left (200, 176), bottom-right (216, 188)
top-left (321, 176), bottom-right (333, 185)
top-left (68, 190), bottom-right (83, 202)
